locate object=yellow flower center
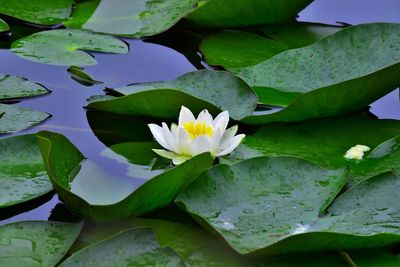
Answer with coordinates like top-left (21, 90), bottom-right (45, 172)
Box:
top-left (183, 121), bottom-right (214, 139)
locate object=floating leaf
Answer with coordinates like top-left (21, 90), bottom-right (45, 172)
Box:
top-left (348, 248), bottom-right (400, 266)
top-left (0, 221), bottom-right (82, 266)
top-left (12, 29), bottom-right (128, 66)
top-left (87, 70), bottom-right (258, 121)
top-left (36, 131), bottom-right (213, 222)
top-left (0, 0), bottom-right (73, 25)
top-left (65, 0), bottom-right (197, 37)
top-left (178, 157), bottom-right (400, 255)
top-left (60, 228), bottom-right (185, 266)
top-left (184, 0), bottom-right (313, 28)
top-left (0, 135), bottom-right (52, 208)
top-left (235, 23), bottom-right (400, 123)
top-left (0, 104), bottom-right (50, 133)
top-left (0, 75), bottom-right (49, 100)
top-left (224, 116), bottom-right (400, 169)
top-left (67, 66), bottom-right (102, 86)
top-left (0, 18), bottom-right (9, 33)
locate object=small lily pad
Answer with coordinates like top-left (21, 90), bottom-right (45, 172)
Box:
top-left (12, 29), bottom-right (128, 66)
top-left (60, 228), bottom-right (185, 266)
top-left (0, 0), bottom-right (73, 26)
top-left (0, 75), bottom-right (49, 100)
top-left (0, 104), bottom-right (50, 133)
top-left (67, 66), bottom-right (102, 86)
top-left (0, 134), bottom-right (53, 208)
top-left (0, 221), bottom-right (82, 267)
top-left (87, 70), bottom-right (258, 121)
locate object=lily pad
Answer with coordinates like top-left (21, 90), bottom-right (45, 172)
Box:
top-left (184, 0), bottom-right (313, 28)
top-left (0, 221), bottom-right (82, 267)
top-left (60, 228), bottom-right (185, 267)
top-left (0, 104), bottom-right (50, 133)
top-left (36, 131), bottom-right (213, 222)
top-left (67, 66), bottom-right (102, 86)
top-left (224, 116), bottom-right (400, 169)
top-left (87, 70), bottom-right (258, 121)
top-left (0, 0), bottom-right (73, 26)
top-left (0, 75), bottom-right (49, 100)
top-left (0, 18), bottom-right (9, 33)
top-left (65, 0), bottom-right (197, 37)
top-left (12, 29), bottom-right (128, 66)
top-left (235, 23), bottom-right (400, 123)
top-left (177, 157), bottom-right (400, 255)
top-left (0, 135), bottom-right (52, 208)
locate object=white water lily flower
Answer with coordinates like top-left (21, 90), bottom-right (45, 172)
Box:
top-left (148, 106), bottom-right (245, 165)
top-left (344, 144), bottom-right (370, 160)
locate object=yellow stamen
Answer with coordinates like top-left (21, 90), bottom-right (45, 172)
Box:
top-left (183, 121), bottom-right (213, 139)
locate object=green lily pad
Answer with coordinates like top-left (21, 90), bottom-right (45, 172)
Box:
top-left (224, 116), bottom-right (400, 169)
top-left (64, 0), bottom-right (197, 37)
top-left (0, 0), bottom-right (73, 26)
top-left (235, 23), bottom-right (400, 123)
top-left (87, 70), bottom-right (258, 121)
top-left (60, 228), bottom-right (185, 267)
top-left (0, 135), bottom-right (52, 208)
top-left (36, 131), bottom-right (213, 222)
top-left (177, 157), bottom-right (400, 255)
top-left (0, 104), bottom-right (50, 133)
top-left (0, 221), bottom-right (82, 267)
top-left (184, 0), bottom-right (313, 28)
top-left (67, 66), bottom-right (102, 86)
top-left (0, 75), bottom-right (49, 100)
top-left (12, 29), bottom-right (128, 66)
top-left (0, 18), bottom-right (9, 33)
top-left (348, 248), bottom-right (400, 266)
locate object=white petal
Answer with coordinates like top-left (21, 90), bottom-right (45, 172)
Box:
top-left (152, 149), bottom-right (177, 159)
top-left (148, 124), bottom-right (170, 150)
top-left (213, 110), bottom-right (229, 133)
top-left (178, 106), bottom-right (195, 126)
top-left (210, 128), bottom-right (222, 155)
top-left (176, 126), bottom-right (192, 155)
top-left (172, 156), bottom-right (190, 165)
top-left (217, 134), bottom-right (245, 156)
top-left (170, 123), bottom-right (178, 135)
top-left (162, 122), bottom-right (179, 153)
top-left (196, 109), bottom-right (213, 125)
top-left (220, 125), bottom-right (238, 145)
top-left (189, 135), bottom-right (211, 156)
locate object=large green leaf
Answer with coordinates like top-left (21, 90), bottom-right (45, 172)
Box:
top-left (0, 221), bottom-right (82, 267)
top-left (224, 116), bottom-right (400, 169)
top-left (348, 248), bottom-right (400, 267)
top-left (177, 157), bottom-right (400, 255)
top-left (235, 23), bottom-right (400, 123)
top-left (64, 0), bottom-right (197, 37)
top-left (36, 131), bottom-right (213, 222)
top-left (60, 228), bottom-right (185, 267)
top-left (0, 18), bottom-right (9, 33)
top-left (0, 104), bottom-right (50, 133)
top-left (12, 29), bottom-right (128, 66)
top-left (0, 75), bottom-right (49, 100)
top-left (0, 135), bottom-right (52, 208)
top-left (87, 70), bottom-right (258, 121)
top-left (184, 0), bottom-right (313, 28)
top-left (0, 0), bottom-right (73, 25)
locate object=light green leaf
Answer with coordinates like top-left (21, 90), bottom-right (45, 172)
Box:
top-left (0, 75), bottom-right (49, 100)
top-left (0, 135), bottom-right (52, 208)
top-left (0, 104), bottom-right (50, 133)
top-left (0, 0), bottom-right (73, 25)
top-left (178, 157), bottom-right (400, 255)
top-left (12, 29), bottom-right (128, 66)
top-left (0, 18), bottom-right (9, 32)
top-left (67, 66), bottom-right (102, 86)
top-left (87, 70), bottom-right (258, 121)
top-left (0, 221), bottom-right (82, 267)
top-left (64, 0), bottom-right (197, 37)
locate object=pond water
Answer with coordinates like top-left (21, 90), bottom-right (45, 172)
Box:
top-left (1, 0), bottom-right (399, 227)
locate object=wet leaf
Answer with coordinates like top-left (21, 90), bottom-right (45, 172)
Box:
top-left (12, 29), bottom-right (128, 66)
top-left (87, 70), bottom-right (258, 121)
top-left (64, 0), bottom-right (197, 37)
top-left (67, 66), bottom-right (102, 86)
top-left (0, 0), bottom-right (73, 26)
top-left (0, 104), bottom-right (50, 133)
top-left (184, 0), bottom-right (313, 27)
top-left (36, 131), bottom-right (214, 222)
top-left (0, 221), bottom-right (82, 267)
top-left (0, 135), bottom-right (52, 208)
top-left (177, 157), bottom-right (400, 255)
top-left (0, 75), bottom-right (49, 100)
top-left (60, 228), bottom-right (185, 267)
top-left (235, 23), bottom-right (400, 123)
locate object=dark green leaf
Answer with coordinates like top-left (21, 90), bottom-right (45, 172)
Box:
top-left (0, 75), bottom-right (49, 100)
top-left (12, 29), bottom-right (128, 66)
top-left (348, 248), bottom-right (400, 267)
top-left (0, 104), bottom-right (50, 133)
